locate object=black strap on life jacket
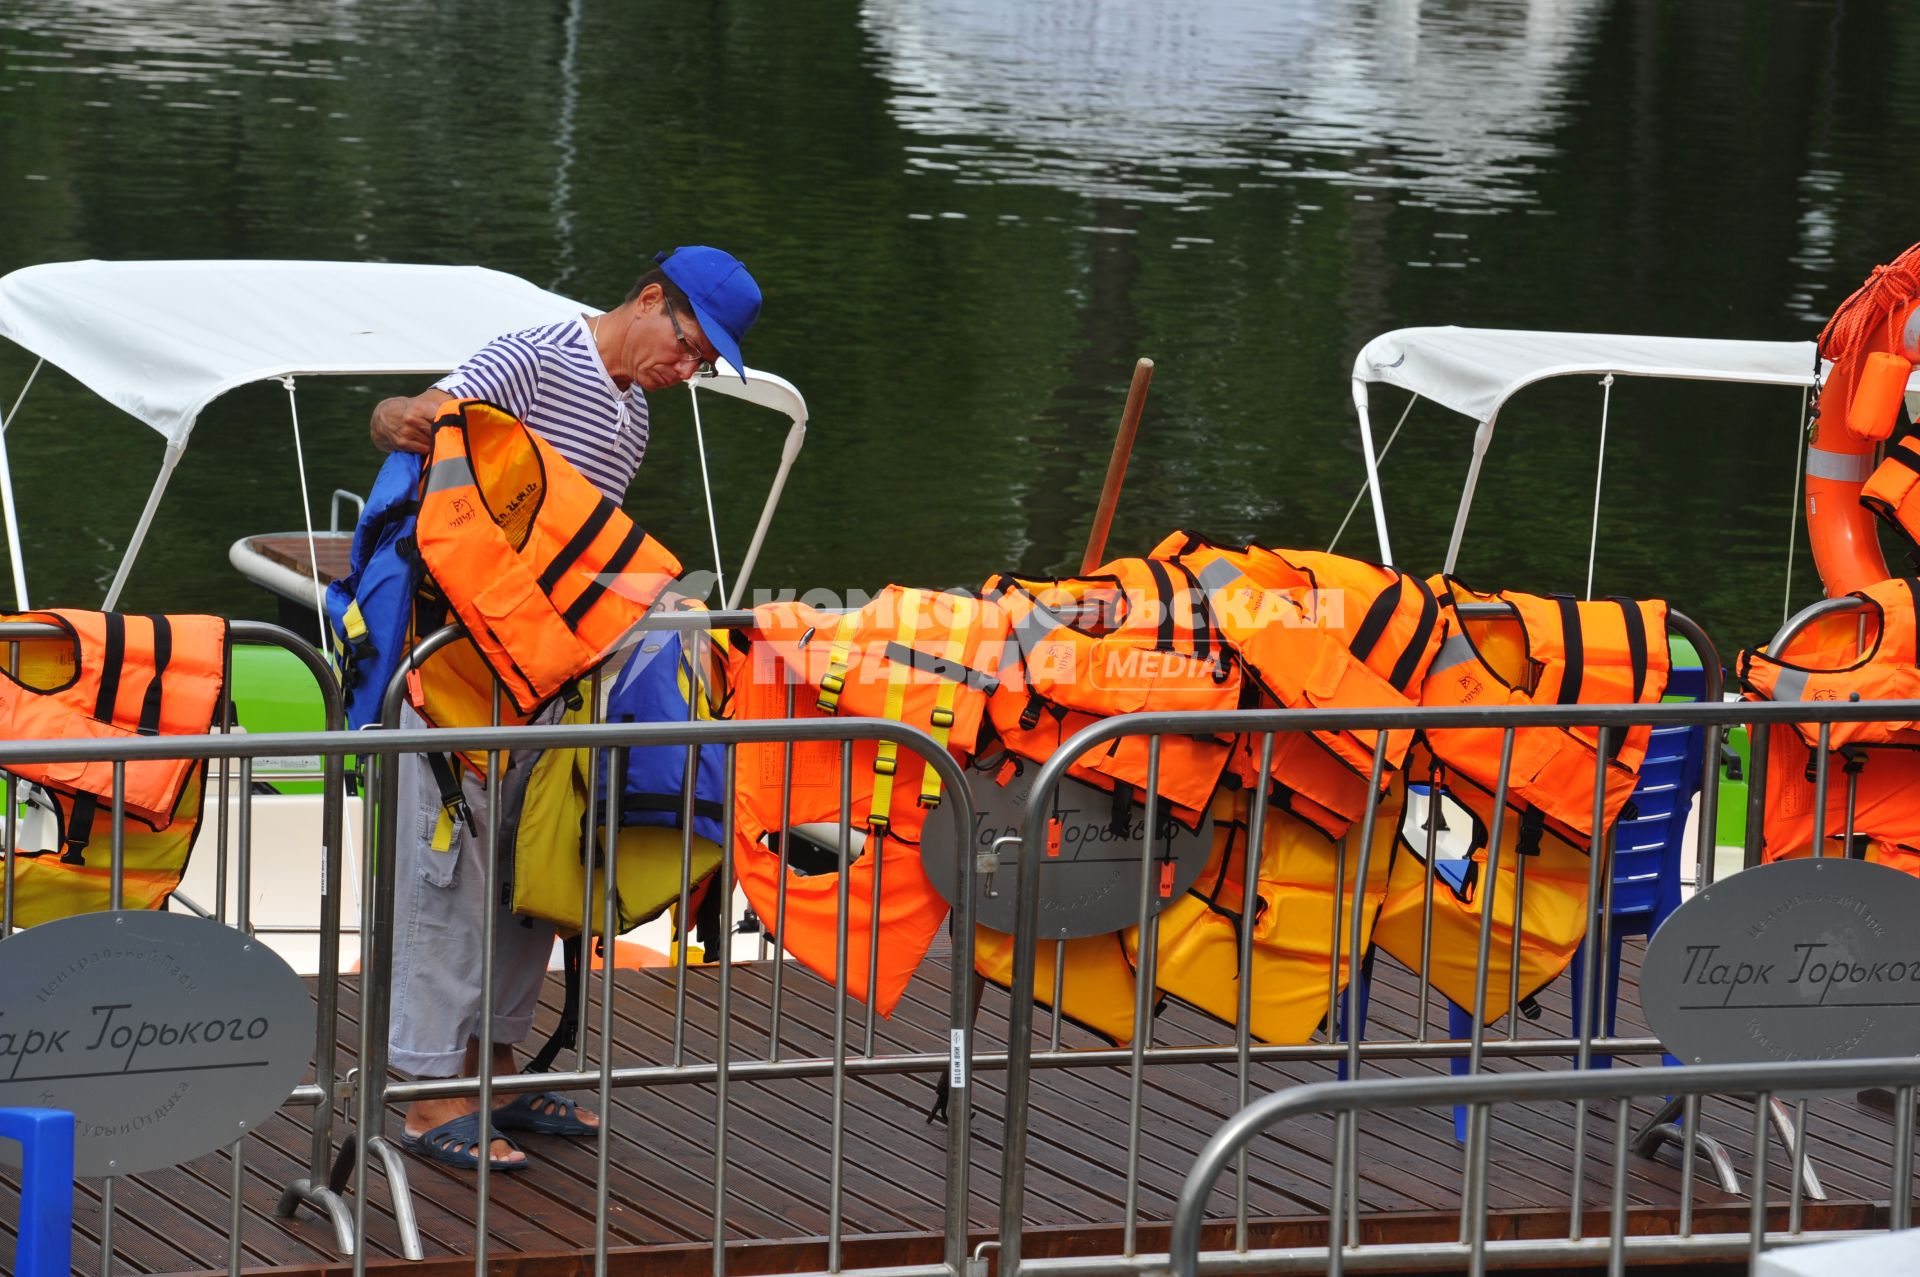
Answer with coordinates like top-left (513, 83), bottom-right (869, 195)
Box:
top-left (425, 751), bottom-right (477, 837)
top-left (1551, 595), bottom-right (1586, 705)
top-left (60, 792), bottom-right (94, 864)
top-left (525, 933), bottom-right (583, 1074)
top-left (1349, 572), bottom-right (1441, 693)
top-left (561, 521), bottom-right (652, 629)
top-left (538, 496), bottom-right (619, 597)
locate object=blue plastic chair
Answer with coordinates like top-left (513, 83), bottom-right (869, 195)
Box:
top-left (0, 1107), bottom-right (74, 1277)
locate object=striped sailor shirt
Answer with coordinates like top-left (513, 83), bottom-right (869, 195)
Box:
top-left (434, 316), bottom-right (647, 499)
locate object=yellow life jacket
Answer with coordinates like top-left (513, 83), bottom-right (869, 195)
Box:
top-left (1143, 784), bottom-right (1401, 1045)
top-left (507, 678), bottom-right (724, 936)
top-left (10, 765), bottom-right (209, 927)
top-left (972, 929), bottom-right (1141, 1045)
top-left (1370, 748), bottom-right (1597, 1021)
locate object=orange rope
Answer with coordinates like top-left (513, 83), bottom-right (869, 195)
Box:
top-left (1816, 241), bottom-right (1920, 421)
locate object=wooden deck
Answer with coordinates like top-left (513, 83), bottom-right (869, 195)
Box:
top-left (0, 937), bottom-right (1908, 1276)
top-left (245, 535), bottom-right (350, 586)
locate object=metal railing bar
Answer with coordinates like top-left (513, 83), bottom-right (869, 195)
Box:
top-left (7, 695), bottom-right (1920, 775)
top-left (712, 743), bottom-right (738, 1277)
top-left (1047, 1230), bottom-right (1876, 1277)
top-left (1122, 736), bottom-right (1165, 1257)
top-left (1169, 1058), bottom-right (1920, 1277)
top-left (1234, 733), bottom-right (1276, 1253)
top-left (1568, 725), bottom-right (1610, 1242)
top-left (1748, 1093), bottom-right (1772, 1269)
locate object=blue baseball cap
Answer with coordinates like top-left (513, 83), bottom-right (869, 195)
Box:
top-left (654, 246), bottom-right (761, 382)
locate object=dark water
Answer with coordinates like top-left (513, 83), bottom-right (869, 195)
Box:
top-left (2, 0), bottom-right (1919, 655)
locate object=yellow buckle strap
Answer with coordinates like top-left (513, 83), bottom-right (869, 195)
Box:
top-left (920, 596), bottom-right (975, 808)
top-left (869, 591), bottom-right (921, 830)
top-left (815, 610), bottom-right (862, 714)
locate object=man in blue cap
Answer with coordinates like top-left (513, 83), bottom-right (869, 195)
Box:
top-left (367, 247), bottom-right (761, 1173)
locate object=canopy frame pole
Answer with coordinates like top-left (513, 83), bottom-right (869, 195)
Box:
top-left (725, 417), bottom-right (807, 611)
top-left (687, 380), bottom-right (728, 607)
top-left (1352, 377), bottom-right (1395, 566)
top-left (0, 357), bottom-right (42, 609)
top-left (281, 376), bottom-right (330, 640)
top-left (1584, 374), bottom-right (1615, 601)
top-left (103, 443), bottom-right (184, 610)
top-left (1785, 385), bottom-right (1809, 620)
top-left (1328, 391), bottom-right (1415, 556)
top-left (1442, 411), bottom-right (1500, 577)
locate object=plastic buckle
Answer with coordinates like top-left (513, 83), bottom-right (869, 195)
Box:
top-left (873, 754), bottom-right (898, 777)
top-left (930, 707), bottom-right (955, 730)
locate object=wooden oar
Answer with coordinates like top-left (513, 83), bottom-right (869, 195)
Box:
top-left (1080, 357), bottom-right (1155, 574)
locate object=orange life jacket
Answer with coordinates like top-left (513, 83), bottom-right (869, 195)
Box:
top-left (983, 558), bottom-right (1239, 818)
top-left (1737, 576), bottom-right (1920, 750)
top-left (1149, 532), bottom-right (1444, 840)
top-left (414, 398), bottom-right (682, 718)
top-left (1742, 576), bottom-right (1920, 868)
top-left (1753, 722), bottom-right (1920, 868)
top-left (1419, 580), bottom-right (1671, 846)
top-left (0, 611), bottom-right (227, 922)
top-left (748, 586), bottom-right (1009, 825)
top-left (0, 611), bottom-right (227, 838)
top-left (1861, 431), bottom-right (1920, 557)
top-left (726, 634), bottom-right (951, 1015)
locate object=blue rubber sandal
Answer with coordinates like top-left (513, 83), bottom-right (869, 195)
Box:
top-left (494, 1091), bottom-right (597, 1137)
top-left (400, 1111), bottom-right (528, 1171)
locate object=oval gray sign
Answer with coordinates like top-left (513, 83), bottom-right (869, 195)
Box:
top-left (920, 757), bottom-right (1213, 939)
top-left (1642, 858), bottom-right (1920, 1078)
top-left (0, 910), bottom-right (313, 1176)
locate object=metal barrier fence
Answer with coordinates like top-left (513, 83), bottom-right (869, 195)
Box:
top-left (7, 610), bottom-right (1920, 1276)
top-left (1163, 1058), bottom-right (1920, 1277)
top-left (995, 690), bottom-right (1920, 1276)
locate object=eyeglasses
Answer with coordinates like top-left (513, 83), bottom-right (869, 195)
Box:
top-left (663, 299), bottom-right (716, 377)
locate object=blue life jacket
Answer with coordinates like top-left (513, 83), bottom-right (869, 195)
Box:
top-left (601, 630), bottom-right (728, 845)
top-left (324, 450), bottom-right (425, 730)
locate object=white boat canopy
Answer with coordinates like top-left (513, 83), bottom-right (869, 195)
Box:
top-left (1348, 326), bottom-right (1823, 578)
top-left (0, 259), bottom-right (808, 611)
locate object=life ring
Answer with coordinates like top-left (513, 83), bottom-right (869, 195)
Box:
top-left (1806, 246), bottom-right (1920, 597)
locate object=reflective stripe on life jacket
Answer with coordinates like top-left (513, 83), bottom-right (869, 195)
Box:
top-left (726, 634), bottom-right (951, 1014)
top-left (415, 398), bottom-right (682, 717)
top-left (0, 610), bottom-right (227, 840)
top-left (1419, 580), bottom-right (1671, 845)
top-left (1738, 576), bottom-right (1920, 750)
top-left (1148, 532), bottom-right (1443, 840)
top-left (984, 559), bottom-right (1239, 818)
